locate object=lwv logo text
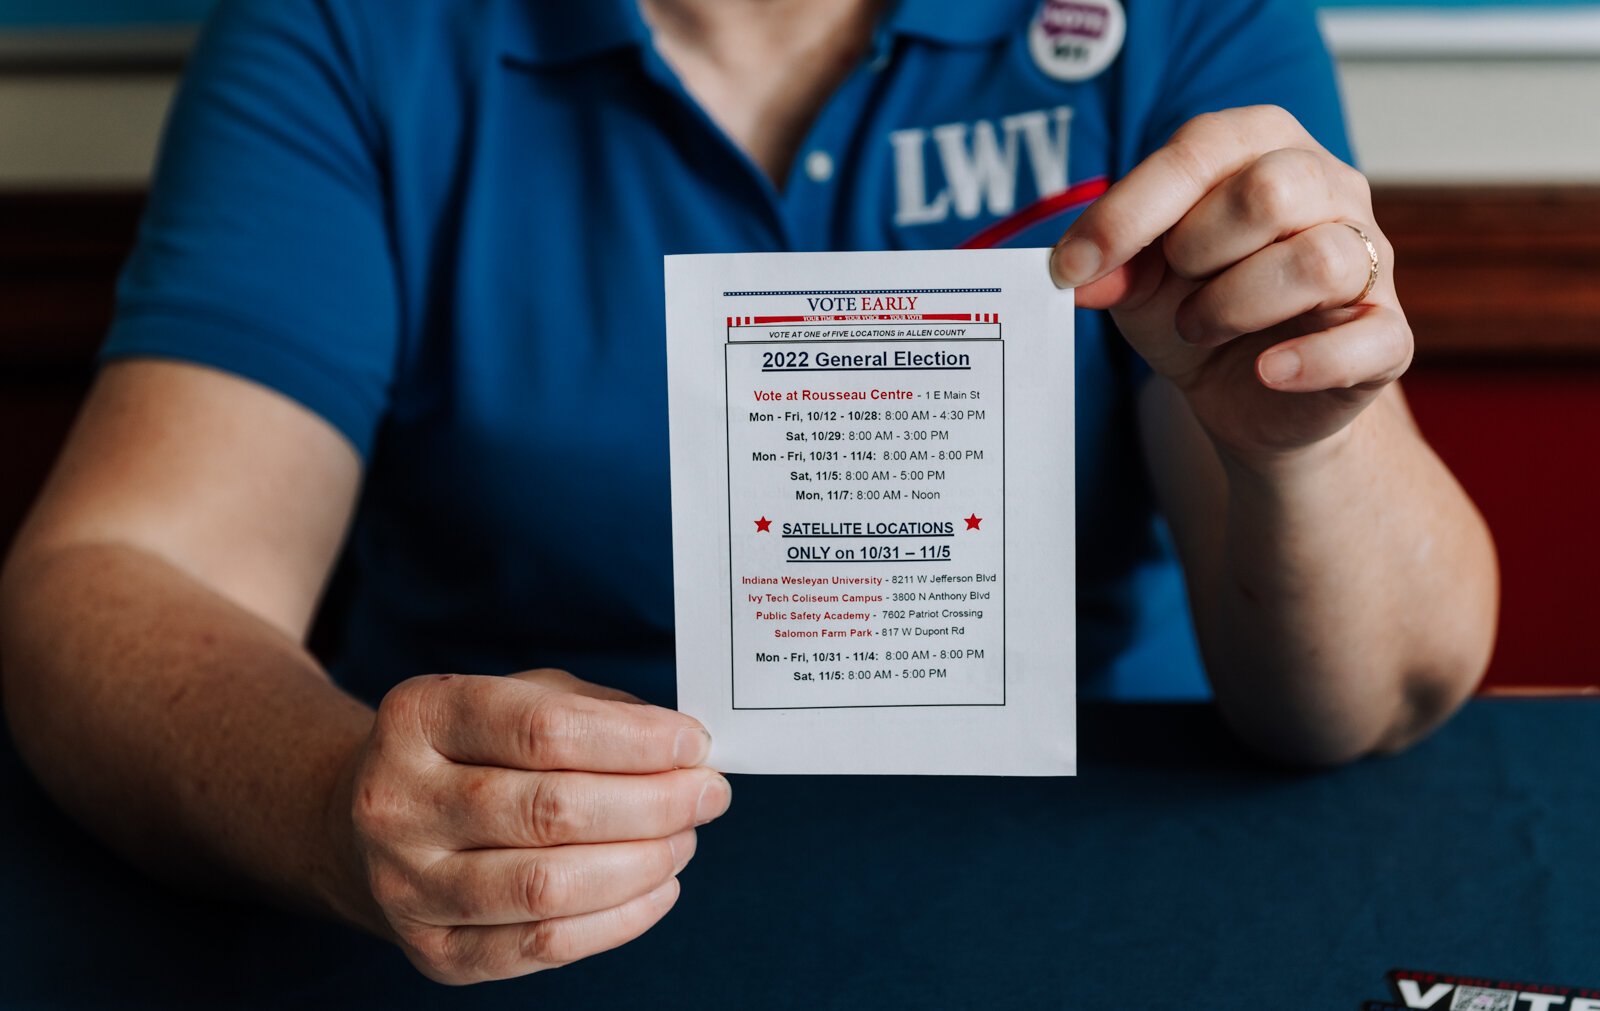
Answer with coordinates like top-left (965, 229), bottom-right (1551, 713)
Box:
top-left (889, 106), bottom-right (1073, 227)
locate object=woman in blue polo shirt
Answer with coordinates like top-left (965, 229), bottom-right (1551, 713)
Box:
top-left (0, 0), bottom-right (1495, 985)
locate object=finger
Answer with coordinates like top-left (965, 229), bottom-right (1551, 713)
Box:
top-left (1073, 254), bottom-right (1161, 313)
top-left (1255, 305), bottom-right (1413, 394)
top-left (1162, 148), bottom-right (1348, 281)
top-left (1175, 222), bottom-right (1386, 347)
top-left (1051, 105), bottom-right (1315, 289)
top-left (426, 674), bottom-right (712, 773)
top-left (1075, 246), bottom-right (1215, 384)
top-left (441, 765), bottom-right (731, 849)
top-left (420, 878), bottom-right (682, 984)
top-left (427, 830), bottom-right (695, 926)
top-left (510, 668), bottom-right (647, 705)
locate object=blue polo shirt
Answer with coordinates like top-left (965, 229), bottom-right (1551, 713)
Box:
top-left (104, 0), bottom-right (1351, 707)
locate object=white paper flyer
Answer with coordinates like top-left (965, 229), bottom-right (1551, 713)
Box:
top-left (666, 249), bottom-right (1075, 775)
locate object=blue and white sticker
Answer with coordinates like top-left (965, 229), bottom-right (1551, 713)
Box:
top-left (1028, 0), bottom-right (1126, 82)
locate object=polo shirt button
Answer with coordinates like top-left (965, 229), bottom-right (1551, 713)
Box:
top-left (804, 150), bottom-right (834, 184)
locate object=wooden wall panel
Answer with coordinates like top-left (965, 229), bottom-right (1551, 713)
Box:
top-left (2, 187), bottom-right (1598, 690)
top-left (0, 192), bottom-right (142, 544)
top-left (7, 188), bottom-right (1598, 370)
top-left (1, 191), bottom-right (141, 365)
top-left (1374, 186), bottom-right (1600, 359)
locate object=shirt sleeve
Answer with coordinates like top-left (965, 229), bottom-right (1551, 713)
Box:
top-left (1115, 0), bottom-right (1353, 387)
top-left (1138, 0), bottom-right (1354, 165)
top-left (101, 0), bottom-right (398, 459)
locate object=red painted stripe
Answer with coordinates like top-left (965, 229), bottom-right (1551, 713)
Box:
top-left (749, 313), bottom-right (977, 324)
top-left (956, 176), bottom-right (1110, 250)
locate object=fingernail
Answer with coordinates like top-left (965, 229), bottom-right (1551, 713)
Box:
top-left (694, 775), bottom-right (731, 825)
top-left (1050, 236), bottom-right (1101, 288)
top-left (1258, 348), bottom-right (1302, 386)
top-left (667, 830), bottom-right (697, 874)
top-left (674, 727), bottom-right (711, 767)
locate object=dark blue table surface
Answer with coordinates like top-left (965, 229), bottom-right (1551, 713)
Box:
top-left (3, 700), bottom-right (1596, 1010)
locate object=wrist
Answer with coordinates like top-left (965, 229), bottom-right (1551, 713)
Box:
top-left (313, 737), bottom-right (392, 940)
top-left (1210, 410), bottom-right (1367, 497)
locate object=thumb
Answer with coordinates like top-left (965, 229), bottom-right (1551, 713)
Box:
top-left (1071, 244), bottom-right (1203, 381)
top-left (1072, 258), bottom-right (1150, 312)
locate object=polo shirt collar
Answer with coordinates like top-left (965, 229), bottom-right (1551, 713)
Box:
top-left (504, 0), bottom-right (1031, 66)
top-left (503, 1), bottom-right (649, 66)
top-left (883, 0), bottom-right (1036, 45)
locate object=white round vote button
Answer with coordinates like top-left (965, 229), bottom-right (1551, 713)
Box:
top-left (804, 150), bottom-right (834, 183)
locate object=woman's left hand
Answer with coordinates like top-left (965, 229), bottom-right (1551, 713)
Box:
top-left (1051, 104), bottom-right (1408, 469)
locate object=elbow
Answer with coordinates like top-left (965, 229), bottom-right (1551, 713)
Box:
top-left (1220, 511), bottom-right (1500, 769)
top-left (1227, 717), bottom-right (1390, 771)
top-left (0, 536), bottom-right (119, 759)
top-left (1371, 546), bottom-right (1500, 758)
top-left (0, 537), bottom-right (35, 719)
top-left (1222, 647), bottom-right (1494, 771)
top-left (0, 537), bottom-right (65, 754)
top-left (1368, 646), bottom-right (1493, 759)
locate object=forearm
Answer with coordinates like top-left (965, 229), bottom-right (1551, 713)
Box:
top-left (1148, 383), bottom-right (1498, 764)
top-left (0, 540), bottom-right (377, 927)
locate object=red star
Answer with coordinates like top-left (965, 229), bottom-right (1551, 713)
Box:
top-left (755, 516), bottom-right (772, 532)
top-left (964, 514), bottom-right (983, 530)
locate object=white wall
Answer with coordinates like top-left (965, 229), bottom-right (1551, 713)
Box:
top-left (1, 9), bottom-right (1597, 188)
top-left (1323, 7), bottom-right (1600, 183)
top-left (0, 74), bottom-right (175, 187)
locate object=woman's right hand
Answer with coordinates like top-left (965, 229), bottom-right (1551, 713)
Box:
top-left (335, 668), bottom-right (731, 984)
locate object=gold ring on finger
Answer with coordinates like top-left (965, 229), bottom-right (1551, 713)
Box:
top-left (1341, 222), bottom-right (1380, 306)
